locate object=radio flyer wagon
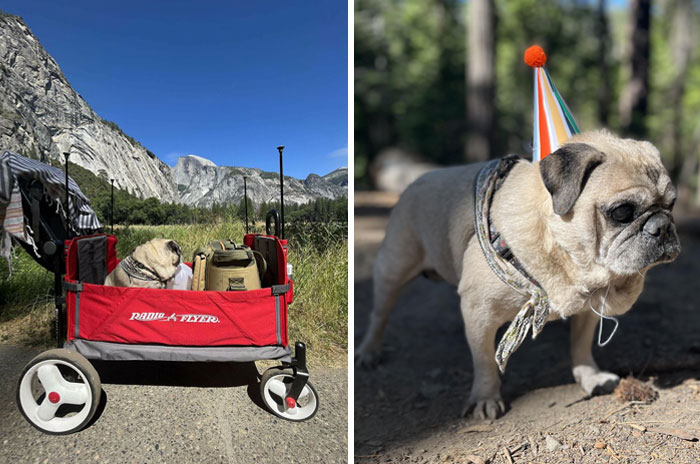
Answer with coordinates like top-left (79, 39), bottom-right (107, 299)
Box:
top-left (7, 149), bottom-right (319, 435)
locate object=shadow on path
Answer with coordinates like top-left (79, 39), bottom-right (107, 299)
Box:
top-left (354, 199), bottom-right (700, 459)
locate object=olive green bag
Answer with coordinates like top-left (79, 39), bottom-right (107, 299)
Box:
top-left (192, 240), bottom-right (266, 291)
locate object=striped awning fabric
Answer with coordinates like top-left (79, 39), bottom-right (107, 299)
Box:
top-left (0, 150), bottom-right (101, 236)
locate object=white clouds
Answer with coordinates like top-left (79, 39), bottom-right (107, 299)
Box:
top-left (327, 147), bottom-right (348, 159)
top-left (164, 152), bottom-right (186, 165)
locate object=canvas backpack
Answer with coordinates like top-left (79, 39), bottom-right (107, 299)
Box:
top-left (192, 240), bottom-right (265, 291)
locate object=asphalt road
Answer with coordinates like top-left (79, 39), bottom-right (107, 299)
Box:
top-left (0, 345), bottom-right (347, 463)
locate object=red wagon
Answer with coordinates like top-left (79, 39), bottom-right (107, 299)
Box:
top-left (12, 149), bottom-right (319, 435)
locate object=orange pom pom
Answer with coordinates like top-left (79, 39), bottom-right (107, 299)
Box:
top-left (524, 45), bottom-right (547, 68)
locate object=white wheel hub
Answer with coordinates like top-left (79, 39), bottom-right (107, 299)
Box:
top-left (18, 360), bottom-right (93, 433)
top-left (262, 373), bottom-right (318, 421)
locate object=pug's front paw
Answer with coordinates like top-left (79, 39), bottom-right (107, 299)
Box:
top-left (462, 396), bottom-right (506, 420)
top-left (355, 347), bottom-right (382, 369)
top-left (573, 365), bottom-right (620, 396)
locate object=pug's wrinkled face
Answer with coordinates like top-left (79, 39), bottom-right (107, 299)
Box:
top-left (132, 238), bottom-right (182, 280)
top-left (596, 169), bottom-right (679, 275)
top-left (540, 131), bottom-right (681, 278)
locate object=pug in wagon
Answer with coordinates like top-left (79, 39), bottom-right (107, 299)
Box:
top-left (104, 238), bottom-right (182, 289)
top-left (356, 47), bottom-right (681, 419)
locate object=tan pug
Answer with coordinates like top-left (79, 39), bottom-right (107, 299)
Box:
top-left (104, 238), bottom-right (182, 289)
top-left (356, 130), bottom-right (680, 419)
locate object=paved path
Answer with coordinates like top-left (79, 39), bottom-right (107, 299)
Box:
top-left (0, 345), bottom-right (347, 463)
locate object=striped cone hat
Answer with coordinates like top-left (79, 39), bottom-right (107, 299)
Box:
top-left (524, 45), bottom-right (580, 161)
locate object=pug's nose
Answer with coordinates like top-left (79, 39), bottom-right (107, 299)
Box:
top-left (643, 212), bottom-right (671, 238)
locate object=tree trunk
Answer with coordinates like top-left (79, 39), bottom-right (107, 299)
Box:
top-left (596, 0), bottom-right (611, 126)
top-left (619, 0), bottom-right (651, 137)
top-left (466, 0), bottom-right (495, 162)
top-left (696, 158), bottom-right (700, 206)
top-left (669, 0), bottom-right (694, 183)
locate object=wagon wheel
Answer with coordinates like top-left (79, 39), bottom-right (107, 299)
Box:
top-left (260, 367), bottom-right (319, 421)
top-left (16, 349), bottom-right (101, 435)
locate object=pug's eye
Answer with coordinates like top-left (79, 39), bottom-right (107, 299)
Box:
top-left (610, 203), bottom-right (636, 223)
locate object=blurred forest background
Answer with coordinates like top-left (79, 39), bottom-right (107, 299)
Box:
top-left (355, 0), bottom-right (700, 209)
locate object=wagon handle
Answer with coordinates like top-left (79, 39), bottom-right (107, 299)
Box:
top-left (242, 175), bottom-right (249, 234)
top-left (277, 146), bottom-right (285, 239)
top-left (63, 152), bottom-right (71, 239)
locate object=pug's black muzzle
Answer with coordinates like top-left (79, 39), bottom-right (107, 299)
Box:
top-left (643, 212), bottom-right (681, 262)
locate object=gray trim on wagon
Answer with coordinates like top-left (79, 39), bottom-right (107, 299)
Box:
top-left (64, 339), bottom-right (292, 363)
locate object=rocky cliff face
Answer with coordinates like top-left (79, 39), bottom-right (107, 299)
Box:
top-left (0, 11), bottom-right (347, 208)
top-left (322, 167), bottom-right (349, 187)
top-left (0, 12), bottom-right (177, 202)
top-left (173, 155), bottom-right (347, 207)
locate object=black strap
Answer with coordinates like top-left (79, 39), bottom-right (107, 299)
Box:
top-left (271, 282), bottom-right (290, 295)
top-left (63, 281), bottom-right (84, 292)
top-left (227, 277), bottom-right (246, 291)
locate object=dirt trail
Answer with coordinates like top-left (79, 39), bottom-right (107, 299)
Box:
top-left (354, 191), bottom-right (700, 464)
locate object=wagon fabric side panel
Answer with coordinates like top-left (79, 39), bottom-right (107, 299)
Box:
top-left (66, 284), bottom-right (288, 347)
top-left (65, 234), bottom-right (118, 280)
top-left (244, 233), bottom-right (293, 302)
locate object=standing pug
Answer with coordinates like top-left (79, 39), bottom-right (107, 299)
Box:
top-left (356, 130), bottom-right (680, 419)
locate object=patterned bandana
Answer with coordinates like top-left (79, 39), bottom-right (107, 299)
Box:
top-left (474, 157), bottom-right (551, 373)
top-left (119, 255), bottom-right (166, 288)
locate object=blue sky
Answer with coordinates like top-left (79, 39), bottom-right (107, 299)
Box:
top-left (2, 1), bottom-right (348, 179)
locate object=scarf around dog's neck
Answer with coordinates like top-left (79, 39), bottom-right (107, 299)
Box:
top-left (119, 255), bottom-right (167, 288)
top-left (474, 156), bottom-right (551, 373)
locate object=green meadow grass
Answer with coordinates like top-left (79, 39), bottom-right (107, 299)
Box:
top-left (0, 222), bottom-right (348, 366)
top-left (0, 246), bottom-right (55, 346)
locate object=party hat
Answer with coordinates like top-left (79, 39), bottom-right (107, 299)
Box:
top-left (524, 45), bottom-right (580, 161)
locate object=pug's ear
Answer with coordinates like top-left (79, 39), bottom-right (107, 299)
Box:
top-left (167, 240), bottom-right (182, 262)
top-left (539, 143), bottom-right (605, 216)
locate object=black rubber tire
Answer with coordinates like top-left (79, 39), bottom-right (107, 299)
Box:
top-left (16, 348), bottom-right (102, 435)
top-left (260, 367), bottom-right (319, 421)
